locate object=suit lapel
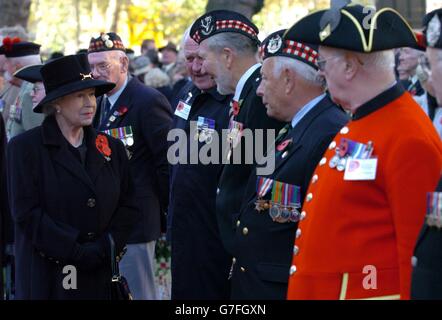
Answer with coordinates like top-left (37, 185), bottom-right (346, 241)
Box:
top-left (42, 116), bottom-right (97, 192)
top-left (273, 95), bottom-right (333, 172)
top-left (84, 126), bottom-right (107, 184)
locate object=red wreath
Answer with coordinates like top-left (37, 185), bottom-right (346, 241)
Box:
top-left (96, 134), bottom-right (112, 159)
top-left (2, 37), bottom-right (21, 52)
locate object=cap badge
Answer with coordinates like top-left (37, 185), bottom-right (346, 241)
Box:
top-left (101, 33), bottom-right (114, 48)
top-left (80, 73), bottom-right (93, 80)
top-left (319, 23), bottom-right (332, 41)
top-left (200, 16), bottom-right (214, 36)
top-left (267, 35), bottom-right (283, 53)
top-left (427, 14), bottom-right (441, 47)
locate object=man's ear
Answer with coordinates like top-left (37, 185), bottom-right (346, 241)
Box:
top-left (120, 55), bottom-right (129, 74)
top-left (343, 54), bottom-right (359, 81)
top-left (284, 67), bottom-right (295, 94)
top-left (223, 47), bottom-right (234, 70)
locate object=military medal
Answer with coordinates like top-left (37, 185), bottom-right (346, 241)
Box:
top-left (268, 181), bottom-right (301, 223)
top-left (254, 177), bottom-right (274, 212)
top-left (426, 192), bottom-right (442, 228)
top-left (227, 121), bottom-right (243, 148)
top-left (330, 138), bottom-right (374, 172)
top-left (196, 116), bottom-right (215, 144)
top-left (103, 126), bottom-right (134, 147)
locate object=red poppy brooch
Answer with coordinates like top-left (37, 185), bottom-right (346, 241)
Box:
top-left (277, 138), bottom-right (292, 152)
top-left (96, 134), bottom-right (112, 161)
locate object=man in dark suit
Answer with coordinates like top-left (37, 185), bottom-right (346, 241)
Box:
top-left (230, 30), bottom-right (348, 299)
top-left (190, 10), bottom-right (285, 257)
top-left (168, 32), bottom-right (232, 299)
top-left (88, 32), bottom-right (172, 300)
top-left (411, 8), bottom-right (442, 300)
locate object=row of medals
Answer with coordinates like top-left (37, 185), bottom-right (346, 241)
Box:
top-left (255, 199), bottom-right (300, 223)
top-left (328, 141), bottom-right (374, 171)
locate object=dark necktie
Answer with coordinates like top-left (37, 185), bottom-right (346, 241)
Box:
top-left (100, 97), bottom-right (111, 127)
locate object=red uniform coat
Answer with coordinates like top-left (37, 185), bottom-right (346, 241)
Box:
top-left (286, 84), bottom-right (442, 300)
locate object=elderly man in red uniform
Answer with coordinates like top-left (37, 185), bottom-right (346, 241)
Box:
top-left (286, 1), bottom-right (442, 300)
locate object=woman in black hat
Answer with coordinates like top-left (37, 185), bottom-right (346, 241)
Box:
top-left (6, 54), bottom-right (139, 300)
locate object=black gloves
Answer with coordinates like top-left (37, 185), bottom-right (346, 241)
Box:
top-left (71, 235), bottom-right (110, 271)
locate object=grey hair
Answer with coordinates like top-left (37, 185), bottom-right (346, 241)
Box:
top-left (0, 25), bottom-right (28, 41)
top-left (354, 50), bottom-right (396, 71)
top-left (204, 32), bottom-right (258, 56)
top-left (9, 54), bottom-right (41, 66)
top-left (273, 56), bottom-right (324, 87)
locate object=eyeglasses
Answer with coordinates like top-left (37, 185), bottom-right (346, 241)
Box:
top-left (32, 85), bottom-right (45, 94)
top-left (90, 62), bottom-right (112, 73)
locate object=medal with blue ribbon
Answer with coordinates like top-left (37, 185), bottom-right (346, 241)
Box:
top-left (254, 177), bottom-right (274, 212)
top-left (194, 116), bottom-right (215, 144)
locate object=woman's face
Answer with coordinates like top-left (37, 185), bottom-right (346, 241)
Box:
top-left (31, 82), bottom-right (46, 107)
top-left (56, 88), bottom-right (97, 128)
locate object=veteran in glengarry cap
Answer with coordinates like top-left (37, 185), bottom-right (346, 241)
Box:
top-left (88, 32), bottom-right (173, 300)
top-left (285, 0), bottom-right (442, 300)
top-left (189, 10), bottom-right (285, 257)
top-left (229, 29), bottom-right (348, 300)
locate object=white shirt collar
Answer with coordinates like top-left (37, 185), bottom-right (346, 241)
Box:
top-left (106, 76), bottom-right (129, 106)
top-left (291, 93), bottom-right (326, 129)
top-left (233, 63), bottom-right (261, 102)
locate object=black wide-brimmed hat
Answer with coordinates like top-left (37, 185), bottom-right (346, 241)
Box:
top-left (260, 29), bottom-right (319, 70)
top-left (34, 54), bottom-right (115, 113)
top-left (284, 1), bottom-right (418, 53)
top-left (423, 8), bottom-right (442, 49)
top-left (190, 10), bottom-right (260, 45)
top-left (13, 64), bottom-right (43, 83)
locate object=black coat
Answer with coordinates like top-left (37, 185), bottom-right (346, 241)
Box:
top-left (216, 67), bottom-right (285, 255)
top-left (168, 82), bottom-right (232, 299)
top-left (7, 115), bottom-right (139, 299)
top-left (95, 77), bottom-right (173, 243)
top-left (0, 116), bottom-right (7, 298)
top-left (230, 95), bottom-right (349, 299)
top-left (411, 177), bottom-right (442, 299)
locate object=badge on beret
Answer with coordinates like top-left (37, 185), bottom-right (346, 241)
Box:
top-left (101, 33), bottom-right (114, 49)
top-left (200, 16), bottom-right (215, 36)
top-left (267, 35), bottom-right (283, 54)
top-left (427, 14), bottom-right (441, 47)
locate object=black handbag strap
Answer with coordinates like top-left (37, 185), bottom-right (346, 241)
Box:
top-left (108, 233), bottom-right (120, 279)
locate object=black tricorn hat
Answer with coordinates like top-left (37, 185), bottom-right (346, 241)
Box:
top-left (88, 32), bottom-right (126, 53)
top-left (34, 54), bottom-right (115, 113)
top-left (260, 29), bottom-right (319, 70)
top-left (13, 64), bottom-right (43, 83)
top-left (284, 1), bottom-right (418, 53)
top-left (190, 10), bottom-right (259, 45)
top-left (423, 8), bottom-right (442, 49)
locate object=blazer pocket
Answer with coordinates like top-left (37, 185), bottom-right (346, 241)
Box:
top-left (256, 263), bottom-right (289, 284)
